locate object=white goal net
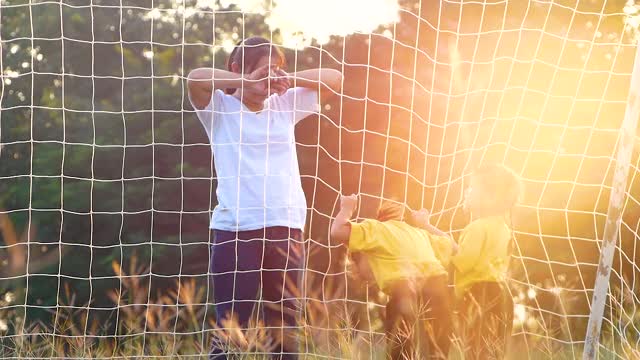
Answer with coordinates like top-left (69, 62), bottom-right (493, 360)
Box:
top-left (1, 0), bottom-right (640, 359)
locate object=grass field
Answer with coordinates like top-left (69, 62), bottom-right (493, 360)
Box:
top-left (1, 257), bottom-right (637, 359)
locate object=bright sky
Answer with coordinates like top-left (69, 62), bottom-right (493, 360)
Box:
top-left (221, 0), bottom-right (401, 48)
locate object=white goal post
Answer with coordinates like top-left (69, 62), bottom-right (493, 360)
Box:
top-left (1, 1), bottom-right (640, 359)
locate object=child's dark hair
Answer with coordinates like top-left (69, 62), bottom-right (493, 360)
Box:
top-left (472, 164), bottom-right (522, 215)
top-left (376, 200), bottom-right (409, 222)
top-left (226, 36), bottom-right (286, 94)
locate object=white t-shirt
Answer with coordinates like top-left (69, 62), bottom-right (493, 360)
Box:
top-left (192, 87), bottom-right (319, 231)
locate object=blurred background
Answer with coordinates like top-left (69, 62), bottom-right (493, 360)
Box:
top-left (1, 0), bottom-right (640, 358)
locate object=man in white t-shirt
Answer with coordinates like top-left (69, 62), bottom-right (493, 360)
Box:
top-left (196, 86), bottom-right (319, 232)
top-left (188, 36), bottom-right (342, 360)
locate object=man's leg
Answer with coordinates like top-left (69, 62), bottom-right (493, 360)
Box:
top-left (210, 229), bottom-right (264, 360)
top-left (261, 227), bottom-right (305, 360)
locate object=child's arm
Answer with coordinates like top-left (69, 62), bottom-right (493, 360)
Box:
top-left (187, 65), bottom-right (280, 110)
top-left (330, 194), bottom-right (358, 245)
top-left (274, 68), bottom-right (343, 101)
top-left (410, 209), bottom-right (458, 254)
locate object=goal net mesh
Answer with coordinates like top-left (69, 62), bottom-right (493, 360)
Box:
top-left (0, 0), bottom-right (639, 358)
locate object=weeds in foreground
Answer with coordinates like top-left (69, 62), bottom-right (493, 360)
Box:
top-left (0, 254), bottom-right (638, 358)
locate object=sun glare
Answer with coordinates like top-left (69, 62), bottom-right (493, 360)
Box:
top-left (223, 0), bottom-right (401, 48)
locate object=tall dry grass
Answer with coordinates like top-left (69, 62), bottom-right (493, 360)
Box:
top-left (0, 212), bottom-right (637, 359)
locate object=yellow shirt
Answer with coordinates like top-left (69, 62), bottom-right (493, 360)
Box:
top-left (430, 234), bottom-right (454, 268)
top-left (451, 216), bottom-right (512, 297)
top-left (349, 219), bottom-right (448, 293)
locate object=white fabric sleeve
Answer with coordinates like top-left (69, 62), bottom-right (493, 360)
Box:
top-left (275, 87), bottom-right (320, 124)
top-left (190, 89), bottom-right (224, 134)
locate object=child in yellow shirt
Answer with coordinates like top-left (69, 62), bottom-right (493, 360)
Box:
top-left (452, 164), bottom-right (522, 360)
top-left (330, 195), bottom-right (455, 359)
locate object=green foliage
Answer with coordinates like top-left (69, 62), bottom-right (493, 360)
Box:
top-left (1, 0), bottom-right (640, 357)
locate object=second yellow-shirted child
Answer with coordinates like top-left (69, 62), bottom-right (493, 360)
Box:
top-left (451, 164), bottom-right (522, 360)
top-left (452, 215), bottom-right (512, 297)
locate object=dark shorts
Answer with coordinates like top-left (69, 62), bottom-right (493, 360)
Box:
top-left (209, 227), bottom-right (305, 360)
top-left (458, 281), bottom-right (514, 360)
